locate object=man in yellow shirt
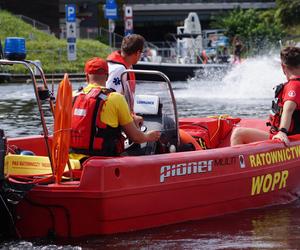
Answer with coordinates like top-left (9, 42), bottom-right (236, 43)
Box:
top-left (70, 57), bottom-right (160, 159)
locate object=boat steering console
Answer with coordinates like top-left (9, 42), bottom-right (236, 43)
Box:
top-left (121, 70), bottom-right (179, 155)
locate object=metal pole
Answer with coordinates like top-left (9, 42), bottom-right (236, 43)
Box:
top-left (26, 60), bottom-right (55, 115)
top-left (97, 1), bottom-right (100, 39)
top-left (0, 60), bottom-right (55, 175)
top-left (109, 19), bottom-right (112, 49)
top-left (113, 32), bottom-right (116, 49)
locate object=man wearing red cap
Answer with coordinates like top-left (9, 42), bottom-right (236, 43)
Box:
top-left (70, 57), bottom-right (160, 159)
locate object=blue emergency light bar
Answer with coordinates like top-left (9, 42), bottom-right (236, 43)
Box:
top-left (4, 37), bottom-right (26, 60)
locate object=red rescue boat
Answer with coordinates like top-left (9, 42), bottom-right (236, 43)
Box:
top-left (1, 60), bottom-right (300, 239)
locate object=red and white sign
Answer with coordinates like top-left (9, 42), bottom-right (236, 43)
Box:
top-left (124, 5), bottom-right (133, 36)
top-left (125, 6), bottom-right (133, 18)
top-left (125, 19), bottom-right (133, 30)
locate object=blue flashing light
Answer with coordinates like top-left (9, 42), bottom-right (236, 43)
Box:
top-left (4, 37), bottom-right (26, 60)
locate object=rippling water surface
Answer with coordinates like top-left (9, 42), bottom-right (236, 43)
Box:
top-left (2, 55), bottom-right (300, 249)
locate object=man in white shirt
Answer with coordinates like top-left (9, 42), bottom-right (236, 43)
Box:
top-left (106, 34), bottom-right (145, 112)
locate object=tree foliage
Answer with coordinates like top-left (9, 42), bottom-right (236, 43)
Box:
top-left (212, 8), bottom-right (284, 54)
top-left (275, 0), bottom-right (300, 26)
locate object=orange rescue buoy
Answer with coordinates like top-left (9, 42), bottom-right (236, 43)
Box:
top-left (51, 73), bottom-right (73, 183)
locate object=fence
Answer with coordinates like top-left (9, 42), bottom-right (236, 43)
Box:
top-left (60, 25), bottom-right (124, 49)
top-left (16, 15), bottom-right (51, 34)
top-left (25, 47), bottom-right (111, 74)
top-left (80, 27), bottom-right (124, 49)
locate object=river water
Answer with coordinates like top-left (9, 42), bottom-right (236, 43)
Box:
top-left (1, 55), bottom-right (300, 249)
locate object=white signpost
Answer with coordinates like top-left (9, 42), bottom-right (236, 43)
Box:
top-left (104, 0), bottom-right (118, 48)
top-left (65, 4), bottom-right (77, 61)
top-left (124, 5), bottom-right (133, 36)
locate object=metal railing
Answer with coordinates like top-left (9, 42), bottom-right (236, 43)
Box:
top-left (80, 27), bottom-right (124, 49)
top-left (59, 24), bottom-right (124, 49)
top-left (16, 15), bottom-right (51, 34)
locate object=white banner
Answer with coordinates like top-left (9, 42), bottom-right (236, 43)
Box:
top-left (125, 18), bottom-right (133, 30)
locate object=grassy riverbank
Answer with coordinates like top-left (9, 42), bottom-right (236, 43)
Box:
top-left (0, 10), bottom-right (110, 74)
top-left (1, 9), bottom-right (299, 75)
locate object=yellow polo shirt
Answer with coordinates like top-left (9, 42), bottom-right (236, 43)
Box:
top-left (82, 83), bottom-right (133, 127)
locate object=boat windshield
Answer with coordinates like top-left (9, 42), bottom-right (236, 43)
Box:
top-left (123, 70), bottom-right (179, 154)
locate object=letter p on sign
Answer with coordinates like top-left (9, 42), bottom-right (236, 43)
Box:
top-left (66, 4), bottom-right (76, 22)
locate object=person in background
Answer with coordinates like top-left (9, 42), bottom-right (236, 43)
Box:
top-left (217, 46), bottom-right (229, 63)
top-left (207, 39), bottom-right (212, 48)
top-left (106, 34), bottom-right (145, 112)
top-left (232, 35), bottom-right (243, 64)
top-left (70, 57), bottom-right (160, 160)
top-left (231, 46), bottom-right (300, 146)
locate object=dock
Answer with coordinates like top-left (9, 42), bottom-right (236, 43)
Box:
top-left (0, 72), bottom-right (86, 84)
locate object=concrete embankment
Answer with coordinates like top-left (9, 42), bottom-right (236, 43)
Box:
top-left (0, 72), bottom-right (86, 84)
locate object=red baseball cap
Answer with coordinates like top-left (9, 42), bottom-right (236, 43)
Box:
top-left (84, 57), bottom-right (108, 75)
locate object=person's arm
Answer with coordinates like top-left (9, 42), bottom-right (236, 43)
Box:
top-left (122, 122), bottom-right (161, 144)
top-left (113, 93), bottom-right (160, 143)
top-left (132, 114), bottom-right (143, 128)
top-left (272, 100), bottom-right (296, 144)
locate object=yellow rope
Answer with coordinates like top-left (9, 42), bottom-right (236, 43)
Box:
top-left (207, 114), bottom-right (230, 142)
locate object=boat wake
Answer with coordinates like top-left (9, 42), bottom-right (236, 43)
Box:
top-left (178, 54), bottom-right (286, 100)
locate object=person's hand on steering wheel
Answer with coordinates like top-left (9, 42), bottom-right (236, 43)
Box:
top-left (145, 130), bottom-right (161, 142)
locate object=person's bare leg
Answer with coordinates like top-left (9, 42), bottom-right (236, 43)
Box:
top-left (230, 127), bottom-right (269, 146)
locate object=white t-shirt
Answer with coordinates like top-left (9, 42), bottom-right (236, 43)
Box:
top-left (106, 62), bottom-right (127, 93)
top-left (106, 62), bottom-right (134, 111)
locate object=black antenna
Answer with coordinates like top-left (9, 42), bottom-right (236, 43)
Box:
top-left (0, 40), bottom-right (4, 59)
top-left (0, 129), bottom-right (5, 181)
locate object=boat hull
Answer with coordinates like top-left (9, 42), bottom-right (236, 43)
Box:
top-left (10, 119), bottom-right (300, 238)
top-left (133, 61), bottom-right (230, 81)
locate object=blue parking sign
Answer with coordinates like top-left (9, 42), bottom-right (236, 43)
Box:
top-left (105, 0), bottom-right (118, 20)
top-left (65, 4), bottom-right (76, 22)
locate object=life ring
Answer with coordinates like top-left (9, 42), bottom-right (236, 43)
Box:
top-left (179, 129), bottom-right (202, 150)
top-left (51, 73), bottom-right (73, 183)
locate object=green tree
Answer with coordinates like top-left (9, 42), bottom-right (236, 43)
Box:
top-left (275, 0), bottom-right (300, 26)
top-left (213, 8), bottom-right (283, 55)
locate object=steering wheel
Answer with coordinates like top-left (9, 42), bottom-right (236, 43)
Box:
top-left (123, 124), bottom-right (165, 155)
top-left (123, 114), bottom-right (178, 155)
top-left (123, 124), bottom-right (151, 155)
